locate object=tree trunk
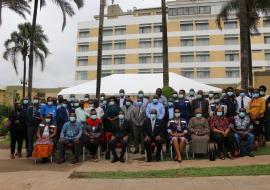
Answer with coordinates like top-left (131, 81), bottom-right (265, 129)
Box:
top-left (247, 29), bottom-right (253, 86)
top-left (161, 0), bottom-right (169, 87)
top-left (0, 0), bottom-right (3, 25)
top-left (28, 0), bottom-right (39, 102)
top-left (96, 0), bottom-right (105, 98)
top-left (22, 55), bottom-right (27, 98)
top-left (239, 0), bottom-right (249, 91)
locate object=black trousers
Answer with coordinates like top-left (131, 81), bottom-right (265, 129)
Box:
top-left (10, 129), bottom-right (24, 155)
top-left (26, 126), bottom-right (36, 156)
top-left (84, 138), bottom-right (100, 155)
top-left (144, 138), bottom-right (163, 160)
top-left (211, 132), bottom-right (235, 153)
top-left (109, 138), bottom-right (128, 159)
top-left (59, 139), bottom-right (80, 160)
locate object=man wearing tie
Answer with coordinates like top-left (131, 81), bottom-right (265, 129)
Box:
top-left (143, 109), bottom-right (164, 162)
top-left (190, 90), bottom-right (209, 118)
top-left (236, 89), bottom-right (250, 113)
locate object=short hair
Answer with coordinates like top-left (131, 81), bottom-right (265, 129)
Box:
top-left (259, 85), bottom-right (267, 91)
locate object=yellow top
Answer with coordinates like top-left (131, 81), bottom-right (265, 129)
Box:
top-left (248, 98), bottom-right (266, 121)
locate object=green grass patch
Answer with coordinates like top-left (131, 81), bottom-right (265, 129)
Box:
top-left (70, 164), bottom-right (270, 179)
top-left (0, 135), bottom-right (10, 146)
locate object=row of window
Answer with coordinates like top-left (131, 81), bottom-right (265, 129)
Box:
top-left (168, 6), bottom-right (211, 16)
top-left (76, 67), bottom-right (240, 81)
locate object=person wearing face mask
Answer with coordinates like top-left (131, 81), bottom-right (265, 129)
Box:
top-left (69, 99), bottom-right (79, 114)
top-left (259, 85), bottom-right (269, 100)
top-left (264, 91), bottom-right (270, 141)
top-left (56, 99), bottom-right (69, 140)
top-left (40, 97), bottom-right (57, 123)
top-left (172, 91), bottom-right (179, 103)
top-left (248, 88), bottom-right (266, 148)
top-left (58, 113), bottom-right (83, 164)
top-left (57, 95), bottom-right (64, 109)
top-left (221, 89), bottom-right (227, 99)
top-left (146, 95), bottom-right (165, 120)
top-left (175, 89), bottom-right (191, 121)
top-left (8, 103), bottom-right (26, 159)
top-left (190, 90), bottom-right (209, 118)
top-left (67, 94), bottom-right (76, 113)
top-left (236, 89), bottom-right (250, 113)
top-left (207, 91), bottom-right (215, 105)
top-left (109, 110), bottom-right (130, 163)
top-left (235, 88), bottom-right (240, 98)
top-left (231, 108), bottom-right (255, 157)
top-left (84, 109), bottom-right (103, 162)
top-left (221, 87), bottom-right (237, 119)
top-left (33, 114), bottom-right (57, 163)
top-left (92, 99), bottom-right (104, 119)
top-left (209, 93), bottom-right (227, 117)
top-left (188, 108), bottom-right (210, 156)
top-left (188, 89), bottom-right (196, 102)
top-left (143, 109), bottom-right (164, 162)
top-left (130, 98), bottom-right (146, 154)
top-left (167, 108), bottom-right (188, 162)
top-left (247, 86), bottom-right (254, 98)
top-left (133, 90), bottom-right (149, 108)
top-left (75, 100), bottom-right (90, 124)
top-left (155, 88), bottom-right (168, 106)
top-left (83, 94), bottom-right (90, 109)
top-left (117, 89), bottom-right (126, 108)
top-left (210, 107), bottom-right (235, 160)
top-left (164, 98), bottom-right (175, 153)
top-left (99, 93), bottom-right (107, 109)
top-left (25, 95), bottom-right (41, 158)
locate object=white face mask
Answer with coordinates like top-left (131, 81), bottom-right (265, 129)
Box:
top-left (119, 114), bottom-right (124, 120)
top-left (45, 118), bottom-right (51, 123)
top-left (174, 113), bottom-right (181, 118)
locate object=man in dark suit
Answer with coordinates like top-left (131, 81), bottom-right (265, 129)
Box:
top-left (143, 109), bottom-right (164, 162)
top-left (117, 89), bottom-right (127, 108)
top-left (190, 90), bottom-right (209, 118)
top-left (109, 110), bottom-right (130, 163)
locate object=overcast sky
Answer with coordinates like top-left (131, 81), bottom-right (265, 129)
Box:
top-left (0, 0), bottom-right (160, 88)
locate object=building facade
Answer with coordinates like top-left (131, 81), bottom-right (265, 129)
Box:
top-left (75, 0), bottom-right (270, 87)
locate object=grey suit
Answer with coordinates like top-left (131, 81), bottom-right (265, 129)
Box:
top-left (131, 106), bottom-right (146, 151)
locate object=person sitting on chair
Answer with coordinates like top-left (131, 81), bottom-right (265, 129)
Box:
top-left (109, 110), bottom-right (130, 163)
top-left (84, 109), bottom-right (103, 162)
top-left (58, 113), bottom-right (83, 164)
top-left (143, 109), bottom-right (164, 162)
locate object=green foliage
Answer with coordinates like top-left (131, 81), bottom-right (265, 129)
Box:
top-left (162, 86), bottom-right (175, 100)
top-left (0, 105), bottom-right (11, 136)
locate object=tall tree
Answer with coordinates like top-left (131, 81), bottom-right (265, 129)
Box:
top-left (27, 0), bottom-right (84, 102)
top-left (216, 0), bottom-right (270, 89)
top-left (161, 0), bottom-right (169, 87)
top-left (96, 0), bottom-right (105, 98)
top-left (3, 22), bottom-right (49, 98)
top-left (0, 0), bottom-right (30, 25)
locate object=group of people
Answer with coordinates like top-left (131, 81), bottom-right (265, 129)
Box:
top-left (7, 85), bottom-right (270, 164)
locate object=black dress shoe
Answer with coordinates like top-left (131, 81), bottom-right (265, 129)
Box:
top-left (71, 158), bottom-right (79, 164)
top-left (146, 157), bottom-right (152, 162)
top-left (133, 150), bottom-right (139, 154)
top-left (111, 157), bottom-right (119, 163)
top-left (57, 159), bottom-right (65, 164)
top-left (141, 150), bottom-right (145, 155)
top-left (119, 157), bottom-right (125, 163)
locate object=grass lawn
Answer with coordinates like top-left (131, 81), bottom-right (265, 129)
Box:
top-left (70, 164), bottom-right (270, 179)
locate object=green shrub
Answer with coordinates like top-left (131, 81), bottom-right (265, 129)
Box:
top-left (162, 86), bottom-right (175, 100)
top-left (0, 105), bottom-right (11, 136)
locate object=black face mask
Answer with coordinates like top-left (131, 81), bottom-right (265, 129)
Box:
top-left (94, 103), bottom-right (99, 107)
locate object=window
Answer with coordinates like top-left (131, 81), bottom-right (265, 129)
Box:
top-left (181, 52), bottom-right (194, 62)
top-left (78, 43), bottom-right (88, 52)
top-left (181, 37), bottom-right (193, 46)
top-left (199, 6), bottom-right (211, 14)
top-left (139, 54), bottom-right (151, 64)
top-left (153, 68), bottom-right (163, 73)
top-left (114, 69), bottom-right (125, 74)
top-left (224, 20), bottom-right (237, 29)
top-left (264, 34), bottom-right (270, 44)
top-left (114, 40), bottom-right (126, 49)
top-left (196, 52), bottom-right (209, 62)
top-left (102, 41), bottom-right (113, 50)
top-left (168, 8), bottom-right (177, 16)
top-left (225, 51), bottom-right (239, 61)
top-left (139, 24), bottom-right (152, 33)
top-left (224, 35), bottom-right (238, 45)
top-left (154, 38), bottom-right (163, 47)
top-left (154, 23), bottom-right (162, 33)
top-left (114, 55), bottom-right (125, 64)
top-left (138, 69), bottom-right (151, 74)
top-left (77, 57), bottom-right (88, 66)
top-left (196, 21), bottom-right (209, 30)
top-left (139, 39), bottom-right (152, 48)
top-left (264, 18), bottom-right (270, 27)
top-left (197, 67), bottom-right (210, 78)
top-left (181, 68), bottom-right (194, 78)
top-left (153, 53), bottom-right (163, 63)
top-left (180, 22), bottom-right (193, 31)
top-left (196, 36), bottom-right (209, 46)
top-left (265, 50), bottom-right (270, 60)
top-left (103, 27), bottom-right (113, 36)
top-left (115, 26), bottom-right (126, 35)
top-left (102, 56), bottom-right (112, 65)
top-left (226, 67), bottom-right (240, 78)
top-left (77, 71), bottom-right (88, 80)
top-left (101, 70), bottom-right (112, 77)
top-left (169, 6), bottom-right (210, 16)
top-left (79, 30), bottom-right (89, 38)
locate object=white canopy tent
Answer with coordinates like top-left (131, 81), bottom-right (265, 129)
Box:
top-left (59, 73), bottom-right (221, 98)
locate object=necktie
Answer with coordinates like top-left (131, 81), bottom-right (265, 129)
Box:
top-left (241, 97), bottom-right (244, 108)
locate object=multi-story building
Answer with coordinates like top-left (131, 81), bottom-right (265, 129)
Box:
top-left (75, 0), bottom-right (270, 88)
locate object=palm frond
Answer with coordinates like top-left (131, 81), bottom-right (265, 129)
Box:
top-left (72, 0), bottom-right (84, 9)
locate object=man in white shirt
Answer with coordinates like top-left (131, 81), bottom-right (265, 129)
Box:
top-left (236, 89), bottom-right (250, 113)
top-left (92, 99), bottom-right (104, 119)
top-left (117, 89), bottom-right (126, 108)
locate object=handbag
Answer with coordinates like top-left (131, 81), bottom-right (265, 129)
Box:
top-left (208, 142), bottom-right (216, 161)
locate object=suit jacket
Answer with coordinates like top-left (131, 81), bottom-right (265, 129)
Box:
top-left (111, 119), bottom-right (130, 138)
top-left (130, 106), bottom-right (146, 127)
top-left (191, 99), bottom-right (209, 118)
top-left (117, 97), bottom-right (126, 107)
top-left (143, 118), bottom-right (164, 139)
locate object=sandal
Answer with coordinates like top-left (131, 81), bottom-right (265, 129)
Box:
top-left (227, 152), bottom-right (234, 160)
top-left (219, 153), bottom-right (225, 160)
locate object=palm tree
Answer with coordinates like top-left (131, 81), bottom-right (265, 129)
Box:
top-left (96, 0), bottom-right (105, 99)
top-left (161, 0), bottom-right (169, 87)
top-left (216, 0), bottom-right (270, 89)
top-left (0, 0), bottom-right (30, 25)
top-left (27, 0), bottom-right (84, 102)
top-left (3, 22), bottom-right (49, 98)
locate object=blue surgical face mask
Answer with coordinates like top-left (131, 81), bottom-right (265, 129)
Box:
top-left (45, 118), bottom-right (51, 123)
top-left (179, 94), bottom-right (184, 99)
top-left (47, 101), bottom-right (53, 106)
top-left (168, 102), bottom-right (173, 107)
top-left (74, 103), bottom-right (79, 107)
top-left (126, 101), bottom-right (131, 106)
top-left (240, 92), bottom-right (245, 97)
top-left (152, 99), bottom-right (158, 104)
top-left (91, 115), bottom-right (97, 120)
top-left (138, 93), bottom-right (144, 98)
top-left (70, 117), bottom-right (76, 122)
top-left (62, 104), bottom-right (67, 108)
top-left (189, 91), bottom-right (195, 96)
top-left (239, 112), bottom-right (246, 118)
top-left (208, 94), bottom-right (214, 98)
top-left (254, 93), bottom-right (260, 98)
top-left (100, 96), bottom-right (105, 101)
top-left (70, 97), bottom-right (75, 102)
top-left (23, 100), bottom-right (28, 104)
top-left (33, 99), bottom-right (39, 104)
top-left (260, 91), bottom-right (265, 96)
top-left (174, 113), bottom-right (181, 118)
top-left (196, 113), bottom-right (202, 118)
top-left (197, 94), bottom-right (202, 99)
top-left (119, 114), bottom-right (124, 120)
top-left (227, 92), bottom-right (233, 96)
top-left (151, 114), bottom-right (157, 120)
top-left (216, 112), bottom-right (223, 117)
top-left (137, 102), bottom-right (143, 107)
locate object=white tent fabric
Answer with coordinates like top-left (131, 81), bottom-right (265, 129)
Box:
top-left (58, 73), bottom-right (221, 96)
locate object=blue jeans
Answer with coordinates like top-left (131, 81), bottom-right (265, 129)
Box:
top-left (234, 132), bottom-right (254, 154)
